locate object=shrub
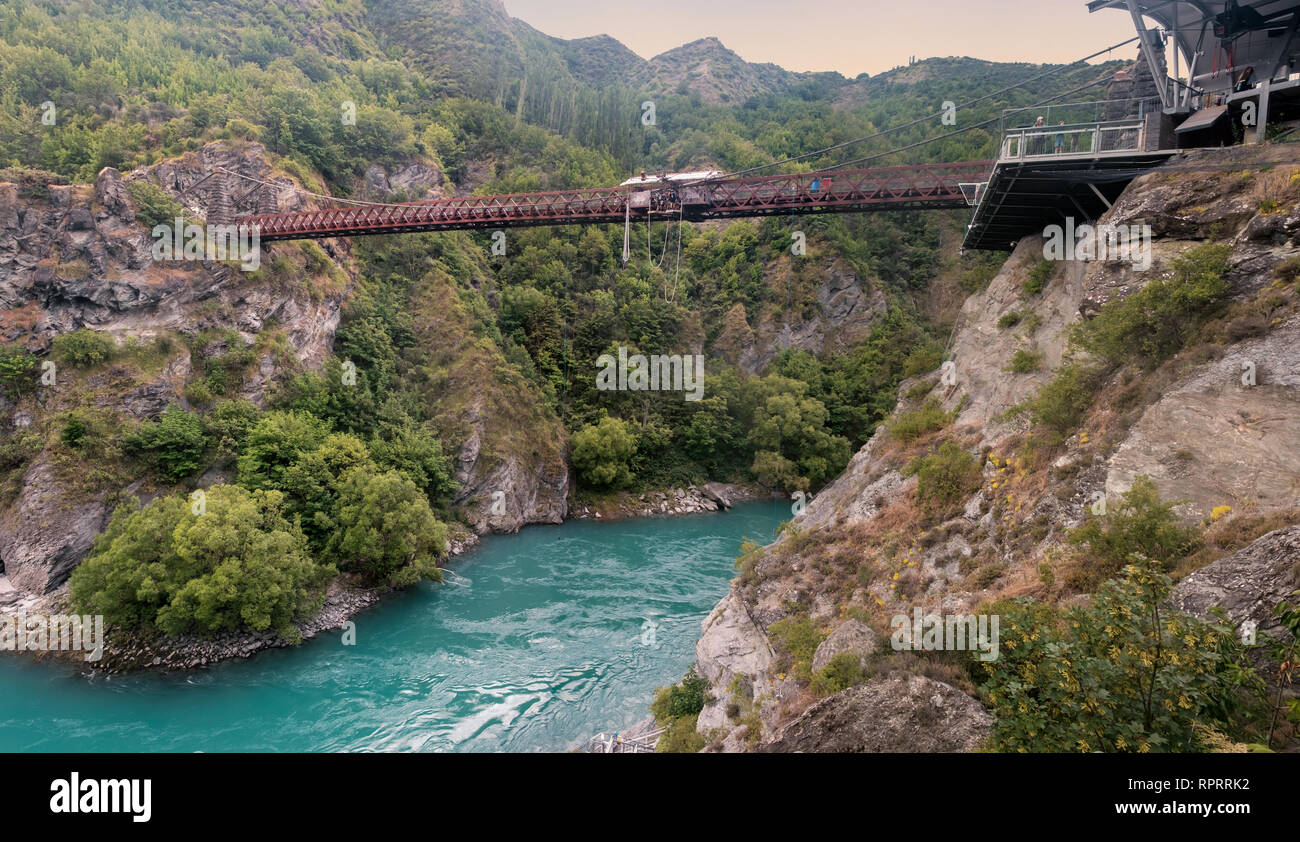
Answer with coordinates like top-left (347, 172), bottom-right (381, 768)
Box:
top-left (1024, 363), bottom-right (1100, 439)
top-left (1274, 255), bottom-right (1300, 286)
top-left (769, 616), bottom-right (825, 683)
top-left (0, 345), bottom-right (40, 400)
top-left (570, 415), bottom-right (638, 489)
top-left (907, 440), bottom-right (982, 520)
top-left (126, 179), bottom-right (184, 230)
top-left (61, 415), bottom-right (88, 448)
top-left (1073, 242), bottom-right (1232, 367)
top-left (1007, 349), bottom-right (1042, 373)
top-left (70, 485), bottom-right (332, 638)
top-left (980, 559), bottom-right (1250, 752)
top-left (1066, 475), bottom-right (1198, 589)
top-left (811, 650), bottom-right (866, 696)
top-left (903, 379), bottom-right (935, 402)
top-left (890, 398), bottom-right (951, 443)
top-left (126, 406), bottom-right (208, 482)
top-left (997, 311), bottom-right (1022, 329)
top-left (650, 667), bottom-right (711, 722)
top-left (52, 329), bottom-right (116, 368)
top-left (902, 344), bottom-right (944, 378)
top-left (1023, 259), bottom-right (1053, 295)
top-left (655, 714), bottom-right (706, 753)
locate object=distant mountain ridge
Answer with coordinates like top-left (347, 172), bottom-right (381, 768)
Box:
top-left (365, 0), bottom-right (838, 104)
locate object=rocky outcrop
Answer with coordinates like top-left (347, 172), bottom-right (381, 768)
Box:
top-left (719, 256), bottom-right (887, 375)
top-left (362, 162), bottom-right (447, 201)
top-left (0, 143), bottom-right (340, 359)
top-left (0, 143), bottom-right (349, 600)
top-left (451, 409), bottom-right (569, 533)
top-left (810, 618), bottom-right (878, 673)
top-left (687, 143), bottom-right (1300, 752)
top-left (694, 593), bottom-right (776, 735)
top-left (761, 674), bottom-right (992, 753)
top-left (701, 482), bottom-right (734, 510)
top-left (0, 457), bottom-right (119, 594)
top-left (412, 276), bottom-right (570, 535)
top-left (571, 483), bottom-right (760, 520)
top-left (941, 237), bottom-right (1086, 435)
top-left (1170, 525), bottom-right (1300, 642)
top-left (1106, 316), bottom-right (1300, 520)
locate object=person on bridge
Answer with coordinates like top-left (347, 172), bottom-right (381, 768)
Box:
top-left (1055, 121), bottom-right (1067, 154)
top-left (1032, 116), bottom-right (1047, 155)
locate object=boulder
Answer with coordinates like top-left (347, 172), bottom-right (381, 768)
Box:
top-left (701, 482), bottom-right (733, 510)
top-left (811, 618), bottom-right (878, 673)
top-left (762, 673), bottom-right (992, 753)
top-left (1169, 525), bottom-right (1300, 642)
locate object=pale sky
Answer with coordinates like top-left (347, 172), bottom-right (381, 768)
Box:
top-left (503, 0), bottom-right (1140, 77)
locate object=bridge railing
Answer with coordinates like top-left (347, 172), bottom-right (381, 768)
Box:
top-left (999, 118), bottom-right (1147, 160)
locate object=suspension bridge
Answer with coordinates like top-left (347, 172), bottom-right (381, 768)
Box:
top-left (232, 161), bottom-right (992, 243)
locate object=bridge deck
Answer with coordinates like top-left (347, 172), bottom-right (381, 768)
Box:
top-left (236, 161), bottom-right (993, 242)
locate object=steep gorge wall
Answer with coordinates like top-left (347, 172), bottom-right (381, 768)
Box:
top-left (0, 142), bottom-right (569, 599)
top-left (691, 144), bottom-right (1300, 751)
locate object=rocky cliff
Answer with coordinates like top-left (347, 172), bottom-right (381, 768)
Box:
top-left (0, 140), bottom-right (570, 604)
top-left (689, 143), bottom-right (1300, 751)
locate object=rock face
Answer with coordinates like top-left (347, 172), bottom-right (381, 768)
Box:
top-left (715, 256), bottom-right (887, 375)
top-left (1170, 525), bottom-right (1300, 642)
top-left (762, 674), bottom-right (993, 753)
top-left (0, 458), bottom-right (115, 594)
top-left (942, 236), bottom-right (1087, 434)
top-left (0, 143), bottom-right (340, 361)
top-left (811, 618), bottom-right (878, 673)
top-left (695, 593), bottom-right (776, 734)
top-left (1106, 317), bottom-right (1300, 520)
top-left (410, 276), bottom-right (570, 535)
top-left (362, 162), bottom-right (447, 201)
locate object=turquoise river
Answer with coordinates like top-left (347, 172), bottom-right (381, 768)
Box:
top-left (0, 501), bottom-right (788, 752)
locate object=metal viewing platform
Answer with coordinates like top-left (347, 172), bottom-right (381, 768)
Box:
top-left (960, 99), bottom-right (1179, 251)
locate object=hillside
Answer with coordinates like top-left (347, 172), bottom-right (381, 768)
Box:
top-left (663, 144), bottom-right (1300, 753)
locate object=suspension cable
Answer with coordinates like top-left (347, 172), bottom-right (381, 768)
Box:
top-left (697, 35), bottom-right (1139, 182)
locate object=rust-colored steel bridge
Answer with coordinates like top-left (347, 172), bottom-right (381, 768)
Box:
top-left (237, 161), bottom-right (993, 242)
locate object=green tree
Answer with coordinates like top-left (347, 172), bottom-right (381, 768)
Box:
top-left (324, 468), bottom-right (448, 587)
top-left (70, 485), bottom-right (332, 639)
top-left (236, 410), bottom-right (330, 491)
top-left (571, 416), bottom-right (638, 488)
top-left (126, 406), bottom-right (208, 482)
top-left (748, 374), bottom-right (850, 490)
top-left (278, 432), bottom-right (376, 548)
top-left (367, 422), bottom-right (458, 503)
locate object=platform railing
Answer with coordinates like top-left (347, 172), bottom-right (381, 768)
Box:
top-left (999, 118), bottom-right (1148, 160)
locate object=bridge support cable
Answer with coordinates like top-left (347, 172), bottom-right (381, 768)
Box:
top-left (701, 36), bottom-right (1140, 182)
